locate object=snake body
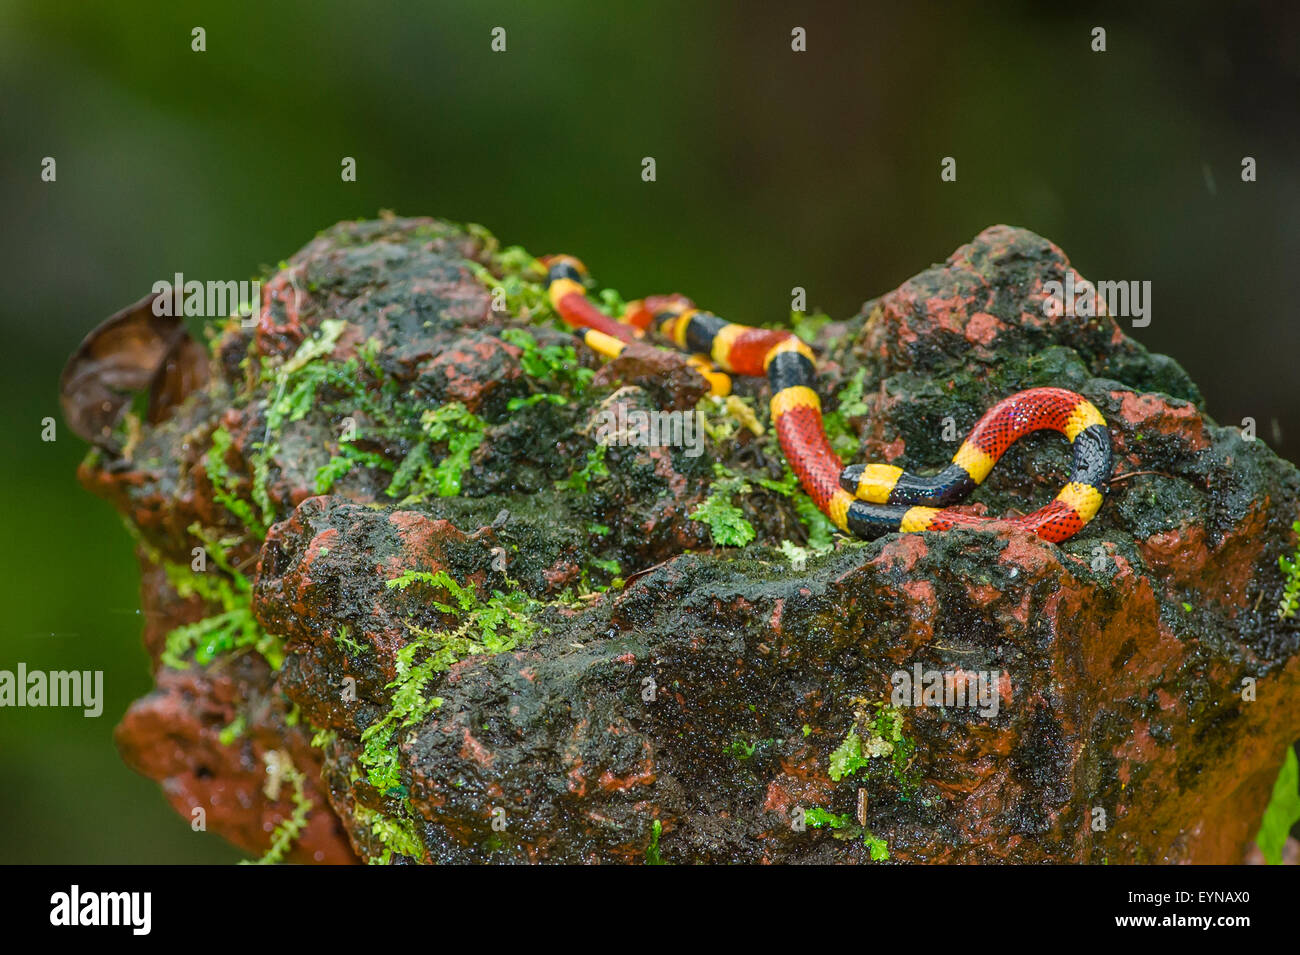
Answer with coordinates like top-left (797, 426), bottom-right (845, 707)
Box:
top-left (543, 256), bottom-right (1112, 545)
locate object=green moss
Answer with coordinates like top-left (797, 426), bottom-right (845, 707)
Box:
top-left (204, 426), bottom-right (267, 537)
top-left (828, 728), bottom-right (871, 781)
top-left (1276, 520), bottom-right (1300, 619)
top-left (806, 702), bottom-right (919, 861)
top-left (846, 704), bottom-right (921, 797)
top-left (243, 754), bottom-right (312, 865)
top-left (691, 460), bottom-right (839, 552)
top-left (467, 263), bottom-right (552, 320)
top-left (409, 402), bottom-right (487, 498)
top-left (248, 320), bottom-right (495, 506)
top-left (251, 319), bottom-right (353, 523)
top-left (360, 570), bottom-right (541, 795)
top-left (822, 367), bottom-right (868, 458)
top-left (499, 327), bottom-right (595, 398)
top-left (804, 807), bottom-right (890, 859)
top-left (862, 833), bottom-right (890, 861)
top-left (824, 702), bottom-right (920, 786)
top-left (348, 569), bottom-right (544, 862)
top-left (805, 806), bottom-right (851, 830)
top-left (645, 819), bottom-right (665, 865)
top-left (314, 443), bottom-right (395, 494)
top-left (333, 625), bottom-right (368, 659)
top-left (218, 714), bottom-right (246, 746)
top-left (790, 309), bottom-right (832, 345)
top-left (690, 465), bottom-right (756, 547)
top-left (724, 738), bottom-right (758, 760)
top-left (595, 287), bottom-right (629, 318)
top-left (353, 804), bottom-right (424, 865)
top-left (556, 443), bottom-right (609, 494)
top-left (159, 525), bottom-right (283, 670)
top-left (779, 540), bottom-right (809, 569)
top-left (463, 225), bottom-right (555, 323)
top-left (751, 466), bottom-right (837, 551)
top-left (507, 392), bottom-right (567, 411)
top-left (313, 453), bottom-right (353, 495)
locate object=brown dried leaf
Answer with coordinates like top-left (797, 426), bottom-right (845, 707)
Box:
top-left (59, 288), bottom-right (210, 450)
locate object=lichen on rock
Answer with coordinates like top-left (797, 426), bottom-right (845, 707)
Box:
top-left (67, 216), bottom-right (1300, 863)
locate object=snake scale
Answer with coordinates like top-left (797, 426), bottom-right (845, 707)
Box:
top-left (542, 255), bottom-right (1113, 545)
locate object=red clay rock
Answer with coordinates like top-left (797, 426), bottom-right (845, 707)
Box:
top-left (67, 219), bottom-right (1300, 863)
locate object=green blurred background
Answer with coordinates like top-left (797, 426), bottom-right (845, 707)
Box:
top-left (1, 1), bottom-right (1296, 863)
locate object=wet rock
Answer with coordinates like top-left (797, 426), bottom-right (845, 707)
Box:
top-left (413, 332), bottom-right (524, 414)
top-left (592, 341), bottom-right (712, 411)
top-left (69, 218), bottom-right (1300, 863)
top-left (115, 659), bottom-right (356, 865)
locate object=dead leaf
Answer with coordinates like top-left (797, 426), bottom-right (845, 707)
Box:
top-left (59, 287), bottom-right (209, 451)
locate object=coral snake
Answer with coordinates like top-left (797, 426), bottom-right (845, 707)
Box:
top-left (541, 255), bottom-right (1113, 544)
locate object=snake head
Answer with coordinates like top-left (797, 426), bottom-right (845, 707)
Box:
top-left (540, 254), bottom-right (589, 282)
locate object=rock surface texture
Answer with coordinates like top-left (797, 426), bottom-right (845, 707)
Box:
top-left (69, 217), bottom-right (1300, 863)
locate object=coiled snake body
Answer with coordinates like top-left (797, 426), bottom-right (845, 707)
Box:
top-left (542, 256), bottom-right (1112, 545)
